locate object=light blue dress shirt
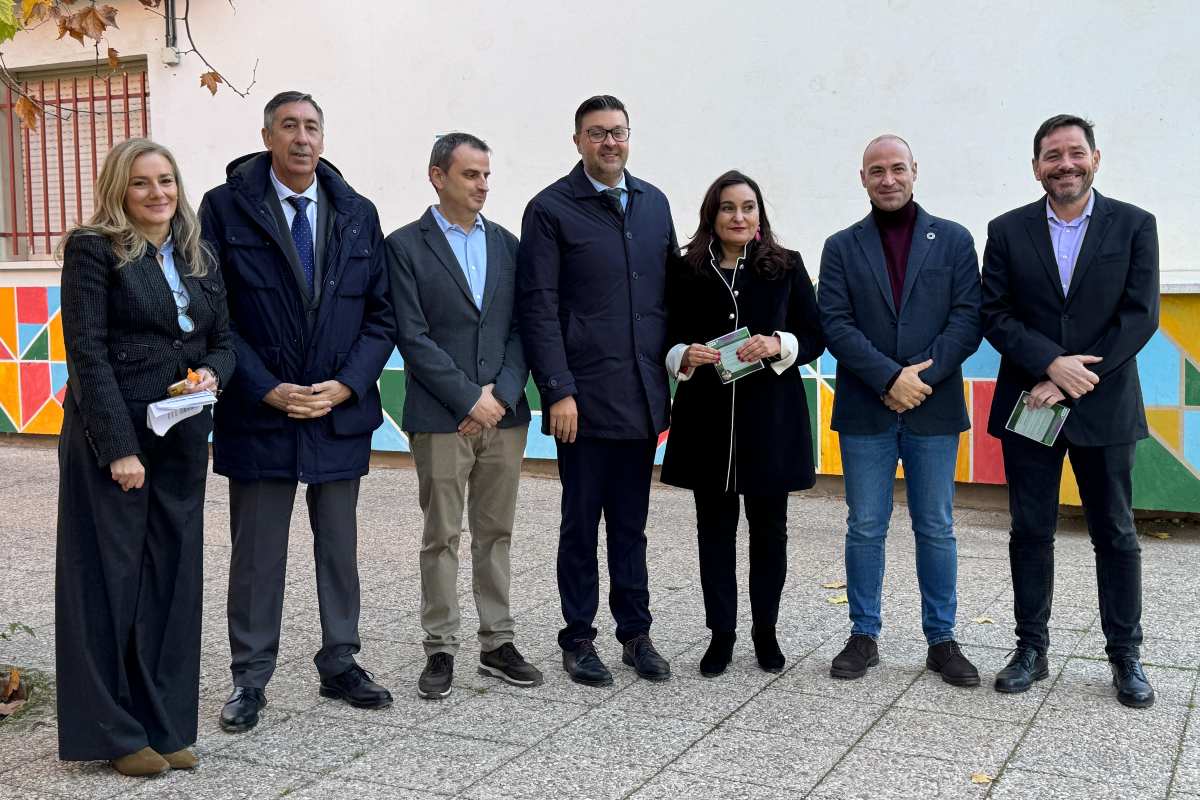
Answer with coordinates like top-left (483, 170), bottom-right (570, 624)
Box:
top-left (270, 167), bottom-right (318, 250)
top-left (1046, 190), bottom-right (1095, 294)
top-left (431, 205), bottom-right (487, 309)
top-left (585, 169), bottom-right (628, 211)
top-left (156, 236), bottom-right (189, 314)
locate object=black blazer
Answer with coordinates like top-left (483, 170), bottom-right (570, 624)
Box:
top-left (660, 248), bottom-right (824, 494)
top-left (386, 208), bottom-right (531, 433)
top-left (981, 190), bottom-right (1159, 446)
top-left (818, 204), bottom-right (982, 435)
top-left (59, 231), bottom-right (236, 467)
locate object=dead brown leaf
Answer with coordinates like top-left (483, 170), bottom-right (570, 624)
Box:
top-left (970, 773), bottom-right (994, 785)
top-left (1145, 531), bottom-right (1171, 540)
top-left (14, 95), bottom-right (42, 131)
top-left (1, 668), bottom-right (17, 702)
top-left (96, 4), bottom-right (119, 29)
top-left (199, 71), bottom-right (223, 96)
top-left (138, 0), bottom-right (163, 7)
top-left (820, 580), bottom-right (847, 590)
top-left (972, 616), bottom-right (996, 625)
top-left (107, 47), bottom-right (120, 71)
top-left (826, 592), bottom-right (849, 605)
top-left (21, 0), bottom-right (54, 24)
top-left (56, 14), bottom-right (85, 45)
top-left (74, 7), bottom-right (110, 41)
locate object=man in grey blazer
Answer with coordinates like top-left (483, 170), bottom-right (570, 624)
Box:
top-left (387, 132), bottom-right (542, 699)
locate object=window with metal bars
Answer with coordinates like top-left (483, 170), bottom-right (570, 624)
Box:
top-left (0, 59), bottom-right (150, 261)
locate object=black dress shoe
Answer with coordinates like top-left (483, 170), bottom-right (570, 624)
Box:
top-left (751, 625), bottom-right (785, 673)
top-left (219, 686), bottom-right (266, 733)
top-left (563, 639), bottom-right (613, 687)
top-left (319, 664), bottom-right (393, 709)
top-left (830, 634), bottom-right (879, 680)
top-left (622, 634), bottom-right (671, 681)
top-left (926, 640), bottom-right (981, 687)
top-left (994, 647), bottom-right (1049, 694)
top-left (699, 631), bottom-right (736, 678)
top-left (1111, 659), bottom-right (1155, 708)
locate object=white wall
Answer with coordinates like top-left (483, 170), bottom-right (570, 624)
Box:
top-left (5, 0), bottom-right (1198, 282)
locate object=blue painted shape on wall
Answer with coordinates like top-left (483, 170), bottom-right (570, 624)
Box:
top-left (819, 351), bottom-right (838, 378)
top-left (962, 341), bottom-right (1001, 379)
top-left (371, 420), bottom-right (409, 452)
top-left (1139, 331), bottom-right (1181, 406)
top-left (385, 347), bottom-right (405, 369)
top-left (18, 323), bottom-right (41, 356)
top-left (1184, 410), bottom-right (1200, 473)
top-left (50, 363), bottom-right (68, 395)
top-left (46, 287), bottom-right (61, 318)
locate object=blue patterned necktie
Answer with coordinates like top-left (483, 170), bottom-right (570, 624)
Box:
top-left (287, 195), bottom-right (315, 293)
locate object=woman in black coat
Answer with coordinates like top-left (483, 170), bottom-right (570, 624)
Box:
top-left (661, 170), bottom-right (824, 677)
top-left (56, 138), bottom-right (234, 776)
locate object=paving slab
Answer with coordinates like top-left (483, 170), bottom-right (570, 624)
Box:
top-left (2, 445), bottom-right (1198, 800)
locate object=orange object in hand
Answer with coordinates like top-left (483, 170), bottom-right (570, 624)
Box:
top-left (167, 369), bottom-right (202, 397)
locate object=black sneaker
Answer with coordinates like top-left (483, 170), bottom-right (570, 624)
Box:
top-left (417, 652), bottom-right (454, 699)
top-left (480, 643), bottom-right (544, 687)
top-left (563, 639), bottom-right (613, 687)
top-left (926, 640), bottom-right (980, 687)
top-left (830, 634), bottom-right (879, 679)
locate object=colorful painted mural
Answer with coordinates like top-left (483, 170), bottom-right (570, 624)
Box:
top-left (2, 285), bottom-right (1198, 512)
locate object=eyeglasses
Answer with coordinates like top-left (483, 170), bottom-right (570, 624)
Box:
top-left (583, 126), bottom-right (631, 143)
top-left (172, 288), bottom-right (195, 333)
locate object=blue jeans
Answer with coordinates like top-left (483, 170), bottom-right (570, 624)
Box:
top-left (840, 420), bottom-right (960, 645)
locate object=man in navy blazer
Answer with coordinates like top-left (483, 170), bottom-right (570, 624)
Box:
top-left (982, 115), bottom-right (1159, 708)
top-left (819, 135), bottom-right (982, 687)
top-left (387, 132), bottom-right (542, 700)
top-left (517, 95), bottom-right (675, 686)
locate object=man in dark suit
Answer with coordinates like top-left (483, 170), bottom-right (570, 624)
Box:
top-left (386, 132), bottom-right (542, 699)
top-left (982, 115), bottom-right (1159, 707)
top-left (819, 135), bottom-right (983, 687)
top-left (200, 90), bottom-right (396, 731)
top-left (517, 95), bottom-right (675, 686)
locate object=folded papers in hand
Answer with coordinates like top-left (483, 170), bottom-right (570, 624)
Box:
top-left (146, 391), bottom-right (217, 436)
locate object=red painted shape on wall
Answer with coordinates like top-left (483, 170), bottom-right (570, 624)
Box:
top-left (16, 287), bottom-right (48, 325)
top-left (19, 361), bottom-right (50, 426)
top-left (972, 380), bottom-right (1006, 484)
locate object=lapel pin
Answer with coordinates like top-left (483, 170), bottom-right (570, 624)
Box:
top-left (926, 232), bottom-right (936, 240)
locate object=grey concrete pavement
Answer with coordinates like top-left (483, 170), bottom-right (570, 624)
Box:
top-left (1, 443), bottom-right (1197, 799)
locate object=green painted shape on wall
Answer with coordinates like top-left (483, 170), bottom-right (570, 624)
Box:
top-left (804, 376), bottom-right (818, 466)
top-left (23, 326), bottom-right (48, 360)
top-left (1185, 359), bottom-right (1200, 406)
top-left (0, 405), bottom-right (15, 433)
top-left (378, 369), bottom-right (406, 429)
top-left (1132, 435), bottom-right (1200, 513)
top-left (524, 376), bottom-right (541, 412)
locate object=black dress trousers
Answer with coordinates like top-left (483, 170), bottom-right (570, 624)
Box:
top-left (555, 436), bottom-right (656, 649)
top-left (55, 395), bottom-right (210, 761)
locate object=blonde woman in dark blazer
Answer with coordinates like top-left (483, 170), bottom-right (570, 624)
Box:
top-left (56, 138), bottom-right (234, 776)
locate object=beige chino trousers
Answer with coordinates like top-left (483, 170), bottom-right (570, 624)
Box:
top-left (409, 424), bottom-right (528, 656)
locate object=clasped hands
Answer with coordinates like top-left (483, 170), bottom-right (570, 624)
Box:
top-left (883, 359), bottom-right (934, 412)
top-left (264, 380), bottom-right (352, 419)
top-left (459, 383), bottom-right (506, 436)
top-left (1025, 354), bottom-right (1103, 410)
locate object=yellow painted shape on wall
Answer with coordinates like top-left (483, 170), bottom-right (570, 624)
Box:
top-left (23, 397), bottom-right (63, 434)
top-left (1160, 295), bottom-right (1200, 364)
top-left (1146, 408), bottom-right (1182, 452)
top-left (49, 312), bottom-right (65, 361)
top-left (0, 362), bottom-right (17, 423)
top-left (819, 380), bottom-right (842, 475)
top-left (955, 382), bottom-right (972, 482)
top-left (1060, 452), bottom-right (1082, 506)
top-left (0, 288), bottom-right (15, 357)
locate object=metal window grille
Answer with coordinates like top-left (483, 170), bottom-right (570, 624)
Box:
top-left (0, 60), bottom-right (150, 260)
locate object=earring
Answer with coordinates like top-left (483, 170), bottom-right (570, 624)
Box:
top-left (754, 226), bottom-right (762, 242)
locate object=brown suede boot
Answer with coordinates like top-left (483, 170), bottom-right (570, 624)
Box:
top-left (110, 747), bottom-right (169, 777)
top-left (161, 748), bottom-right (199, 770)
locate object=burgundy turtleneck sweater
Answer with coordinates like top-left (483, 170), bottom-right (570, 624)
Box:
top-left (872, 198), bottom-right (917, 312)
